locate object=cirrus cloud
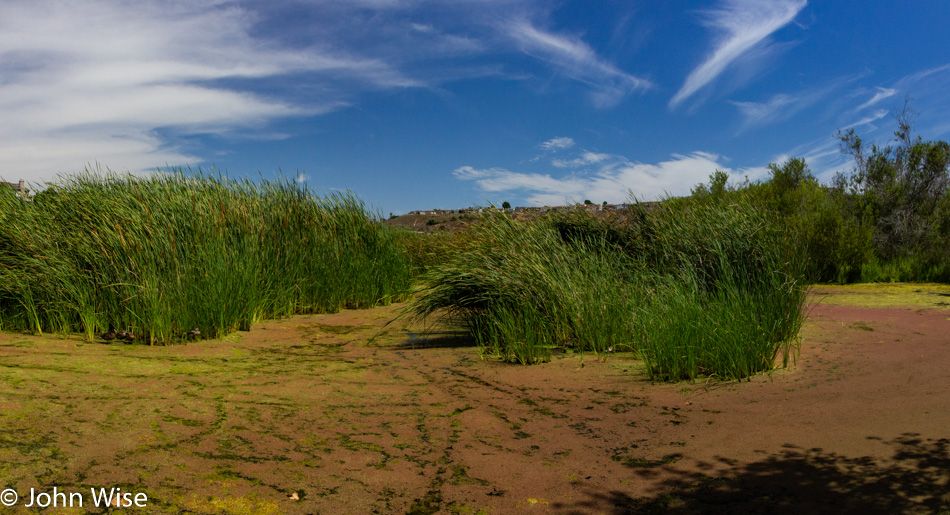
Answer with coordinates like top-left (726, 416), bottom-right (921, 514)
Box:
top-left (670, 0), bottom-right (806, 109)
top-left (0, 0), bottom-right (419, 184)
top-left (539, 136), bottom-right (576, 151)
top-left (504, 19), bottom-right (652, 107)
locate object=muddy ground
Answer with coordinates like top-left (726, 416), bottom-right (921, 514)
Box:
top-left (0, 284), bottom-right (948, 514)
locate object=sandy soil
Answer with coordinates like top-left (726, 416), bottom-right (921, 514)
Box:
top-left (0, 284), bottom-right (948, 514)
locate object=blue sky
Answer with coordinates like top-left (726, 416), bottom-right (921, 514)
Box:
top-left (3, 0), bottom-right (950, 215)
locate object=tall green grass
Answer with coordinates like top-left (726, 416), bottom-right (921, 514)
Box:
top-left (409, 197), bottom-right (808, 381)
top-left (633, 197), bottom-right (807, 380)
top-left (0, 168), bottom-right (412, 343)
top-left (407, 213), bottom-right (635, 364)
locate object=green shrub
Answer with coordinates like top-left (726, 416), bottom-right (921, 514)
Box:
top-left (736, 111), bottom-right (949, 284)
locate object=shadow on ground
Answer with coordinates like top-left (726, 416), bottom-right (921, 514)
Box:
top-left (395, 330), bottom-right (477, 349)
top-left (553, 434), bottom-right (950, 514)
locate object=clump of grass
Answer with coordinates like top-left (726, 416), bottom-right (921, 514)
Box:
top-left (395, 228), bottom-right (478, 275)
top-left (633, 196), bottom-right (808, 381)
top-left (407, 212), bottom-right (635, 364)
top-left (408, 197), bottom-right (808, 381)
top-left (0, 167), bottom-right (412, 343)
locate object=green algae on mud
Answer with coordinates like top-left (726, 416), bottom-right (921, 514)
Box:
top-left (0, 301), bottom-right (668, 513)
top-left (810, 283), bottom-right (950, 310)
top-left (0, 307), bottom-right (413, 513)
top-left (1, 285), bottom-right (949, 513)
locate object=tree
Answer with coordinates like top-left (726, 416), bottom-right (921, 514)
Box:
top-left (691, 170), bottom-right (731, 198)
top-left (769, 157), bottom-right (813, 192)
top-left (764, 157), bottom-right (817, 215)
top-left (837, 103), bottom-right (950, 258)
top-left (584, 199), bottom-right (593, 205)
top-left (502, 201), bottom-right (511, 210)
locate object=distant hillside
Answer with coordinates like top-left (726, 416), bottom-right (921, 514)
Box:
top-left (383, 212), bottom-right (474, 233)
top-left (384, 202), bottom-right (659, 233)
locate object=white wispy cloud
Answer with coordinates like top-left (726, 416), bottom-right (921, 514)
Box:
top-left (0, 0), bottom-right (660, 185)
top-left (856, 87), bottom-right (898, 111)
top-left (552, 151), bottom-right (611, 168)
top-left (847, 109), bottom-right (889, 129)
top-left (454, 165), bottom-right (588, 198)
top-left (456, 151), bottom-right (734, 205)
top-left (504, 19), bottom-right (652, 107)
top-left (670, 0), bottom-right (806, 109)
top-left (897, 62), bottom-right (950, 85)
top-left (729, 74), bottom-right (854, 130)
top-left (825, 64), bottom-right (950, 152)
top-left (890, 63), bottom-right (950, 138)
top-left (730, 93), bottom-right (796, 126)
top-left (0, 0), bottom-right (419, 184)
top-left (734, 65), bottom-right (950, 188)
top-left (770, 136), bottom-right (849, 184)
top-left (539, 137), bottom-right (576, 151)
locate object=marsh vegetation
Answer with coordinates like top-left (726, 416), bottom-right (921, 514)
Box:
top-left (405, 113), bottom-right (949, 380)
top-left (0, 113), bottom-right (946, 383)
top-left (407, 196), bottom-right (809, 381)
top-left (0, 168), bottom-right (412, 343)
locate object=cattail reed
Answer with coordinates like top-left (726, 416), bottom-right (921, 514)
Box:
top-left (408, 195), bottom-right (808, 380)
top-left (0, 167), bottom-right (413, 343)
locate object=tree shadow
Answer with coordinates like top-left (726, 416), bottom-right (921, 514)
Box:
top-left (552, 434), bottom-right (950, 514)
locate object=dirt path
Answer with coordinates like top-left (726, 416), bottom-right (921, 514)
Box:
top-left (0, 284), bottom-right (948, 513)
